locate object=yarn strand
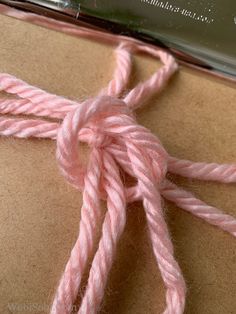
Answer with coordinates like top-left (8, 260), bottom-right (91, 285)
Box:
top-left (51, 149), bottom-right (103, 314)
top-left (162, 180), bottom-right (236, 237)
top-left (126, 141), bottom-right (186, 314)
top-left (168, 156), bottom-right (236, 183)
top-left (78, 150), bottom-right (127, 314)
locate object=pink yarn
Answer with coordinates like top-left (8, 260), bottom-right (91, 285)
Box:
top-left (0, 5), bottom-right (236, 314)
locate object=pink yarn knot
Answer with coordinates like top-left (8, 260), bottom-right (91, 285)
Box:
top-left (57, 94), bottom-right (168, 201)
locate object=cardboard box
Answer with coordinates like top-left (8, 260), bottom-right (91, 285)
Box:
top-left (0, 13), bottom-right (235, 314)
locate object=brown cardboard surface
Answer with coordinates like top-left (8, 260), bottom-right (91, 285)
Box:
top-left (0, 13), bottom-right (236, 314)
